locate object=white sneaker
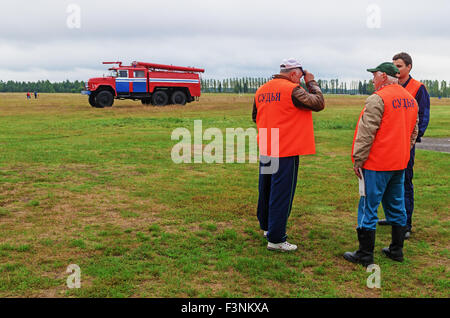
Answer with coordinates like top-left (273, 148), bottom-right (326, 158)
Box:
top-left (263, 231), bottom-right (268, 238)
top-left (267, 241), bottom-right (297, 252)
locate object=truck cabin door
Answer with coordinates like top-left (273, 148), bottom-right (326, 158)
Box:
top-left (116, 70), bottom-right (130, 93)
top-left (132, 70), bottom-right (147, 93)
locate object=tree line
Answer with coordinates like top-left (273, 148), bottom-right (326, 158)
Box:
top-left (0, 80), bottom-right (85, 93)
top-left (0, 78), bottom-right (448, 97)
top-left (201, 78), bottom-right (450, 97)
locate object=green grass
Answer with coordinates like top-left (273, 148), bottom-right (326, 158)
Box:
top-left (0, 92), bottom-right (448, 298)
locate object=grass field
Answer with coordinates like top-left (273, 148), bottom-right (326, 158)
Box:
top-left (0, 92), bottom-right (448, 298)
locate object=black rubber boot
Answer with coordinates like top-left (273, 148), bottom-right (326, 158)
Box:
top-left (378, 219), bottom-right (390, 226)
top-left (382, 225), bottom-right (406, 262)
top-left (343, 228), bottom-right (375, 267)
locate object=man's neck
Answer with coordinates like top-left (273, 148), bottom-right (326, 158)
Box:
top-left (398, 75), bottom-right (410, 85)
top-left (274, 73), bottom-right (295, 83)
top-left (375, 82), bottom-right (396, 92)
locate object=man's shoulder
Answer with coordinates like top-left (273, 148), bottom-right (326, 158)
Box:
top-left (409, 77), bottom-right (423, 85)
top-left (256, 76), bottom-right (279, 89)
top-left (411, 78), bottom-right (430, 96)
top-left (366, 93), bottom-right (383, 103)
top-left (394, 83), bottom-right (414, 94)
top-left (364, 93), bottom-right (385, 112)
top-left (408, 77), bottom-right (427, 92)
top-left (258, 76), bottom-right (297, 91)
top-left (272, 76), bottom-right (299, 88)
top-left (389, 84), bottom-right (418, 100)
top-left (377, 84), bottom-right (411, 95)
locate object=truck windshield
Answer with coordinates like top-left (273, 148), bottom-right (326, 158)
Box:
top-left (118, 70), bottom-right (128, 78)
top-left (108, 70), bottom-right (118, 77)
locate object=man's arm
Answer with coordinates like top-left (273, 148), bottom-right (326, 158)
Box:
top-left (291, 80), bottom-right (325, 112)
top-left (252, 98), bottom-right (257, 123)
top-left (411, 114), bottom-right (419, 149)
top-left (352, 94), bottom-right (384, 169)
top-left (415, 85), bottom-right (430, 142)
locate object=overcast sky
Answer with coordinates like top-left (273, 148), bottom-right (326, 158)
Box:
top-left (0, 0), bottom-right (449, 82)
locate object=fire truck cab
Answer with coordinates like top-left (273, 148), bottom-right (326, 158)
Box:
top-left (82, 61), bottom-right (204, 108)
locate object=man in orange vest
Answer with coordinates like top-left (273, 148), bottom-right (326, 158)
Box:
top-left (378, 53), bottom-right (431, 240)
top-left (344, 62), bottom-right (419, 266)
top-left (252, 58), bottom-right (325, 252)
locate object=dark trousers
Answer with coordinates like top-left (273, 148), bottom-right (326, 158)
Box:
top-left (257, 155), bottom-right (299, 243)
top-left (405, 145), bottom-right (415, 231)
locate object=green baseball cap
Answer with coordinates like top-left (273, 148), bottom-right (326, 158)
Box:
top-left (367, 62), bottom-right (400, 77)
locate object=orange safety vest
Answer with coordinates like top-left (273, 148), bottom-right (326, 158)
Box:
top-left (255, 78), bottom-right (315, 157)
top-left (352, 84), bottom-right (418, 171)
top-left (404, 77), bottom-right (423, 98)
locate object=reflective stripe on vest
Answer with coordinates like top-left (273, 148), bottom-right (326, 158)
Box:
top-left (352, 84), bottom-right (418, 171)
top-left (255, 78), bottom-right (315, 157)
top-left (405, 77), bottom-right (423, 99)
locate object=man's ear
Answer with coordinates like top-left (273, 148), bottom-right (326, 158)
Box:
top-left (289, 72), bottom-right (295, 81)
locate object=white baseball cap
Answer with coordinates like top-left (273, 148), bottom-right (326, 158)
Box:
top-left (280, 58), bottom-right (303, 70)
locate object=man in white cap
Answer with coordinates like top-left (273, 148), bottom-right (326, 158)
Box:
top-left (252, 58), bottom-right (325, 251)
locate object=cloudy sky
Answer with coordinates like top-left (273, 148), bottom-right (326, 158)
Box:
top-left (0, 0), bottom-right (449, 82)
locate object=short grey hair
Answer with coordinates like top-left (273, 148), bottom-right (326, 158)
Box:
top-left (280, 67), bottom-right (301, 74)
top-left (375, 71), bottom-right (399, 84)
top-left (386, 74), bottom-right (399, 84)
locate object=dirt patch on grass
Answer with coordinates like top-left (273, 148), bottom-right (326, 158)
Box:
top-left (416, 137), bottom-right (450, 153)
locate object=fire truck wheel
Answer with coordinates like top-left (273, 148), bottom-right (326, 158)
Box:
top-left (151, 91), bottom-right (169, 106)
top-left (96, 90), bottom-right (114, 108)
top-left (171, 91), bottom-right (187, 105)
top-left (88, 94), bottom-right (97, 107)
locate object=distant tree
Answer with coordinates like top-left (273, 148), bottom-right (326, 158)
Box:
top-left (441, 80), bottom-right (448, 97)
top-left (367, 80), bottom-right (374, 95)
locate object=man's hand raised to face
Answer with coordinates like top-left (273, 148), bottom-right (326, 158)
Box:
top-left (303, 70), bottom-right (315, 83)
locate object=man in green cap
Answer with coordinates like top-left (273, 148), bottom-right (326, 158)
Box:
top-left (378, 53), bottom-right (431, 240)
top-left (344, 62), bottom-right (419, 266)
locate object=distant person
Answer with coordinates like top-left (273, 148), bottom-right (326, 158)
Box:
top-left (377, 53), bottom-right (431, 240)
top-left (252, 58), bottom-right (325, 252)
top-left (344, 62), bottom-right (418, 266)
top-left (26, 92), bottom-right (31, 100)
top-left (34, 91), bottom-right (38, 99)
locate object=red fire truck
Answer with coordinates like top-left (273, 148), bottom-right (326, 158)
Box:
top-left (82, 61), bottom-right (205, 108)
